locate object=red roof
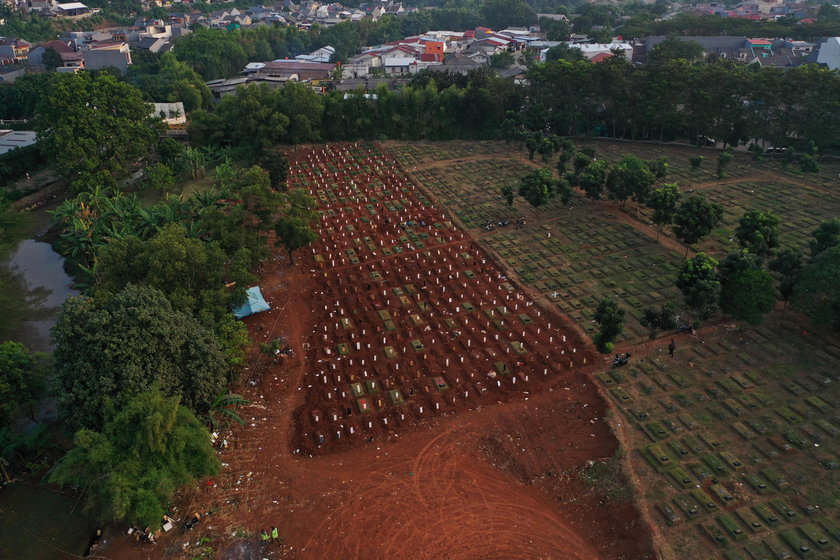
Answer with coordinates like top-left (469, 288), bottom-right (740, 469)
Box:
top-left (799, 17), bottom-right (816, 23)
top-left (747, 38), bottom-right (771, 45)
top-left (420, 53), bottom-right (443, 62)
top-left (591, 52), bottom-right (614, 63)
top-left (463, 30), bottom-right (475, 38)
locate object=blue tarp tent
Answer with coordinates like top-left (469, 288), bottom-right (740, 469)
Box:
top-left (233, 286), bottom-right (271, 319)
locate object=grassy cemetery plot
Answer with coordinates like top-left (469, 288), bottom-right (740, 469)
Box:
top-left (602, 321), bottom-right (840, 560)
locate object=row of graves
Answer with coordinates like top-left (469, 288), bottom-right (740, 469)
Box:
top-left (289, 143), bottom-right (595, 455)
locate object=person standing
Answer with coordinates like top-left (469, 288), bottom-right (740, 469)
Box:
top-left (271, 526), bottom-right (279, 541)
top-left (668, 339), bottom-right (676, 358)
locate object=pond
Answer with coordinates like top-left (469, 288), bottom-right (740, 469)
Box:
top-left (0, 484), bottom-right (98, 559)
top-left (0, 202), bottom-right (78, 351)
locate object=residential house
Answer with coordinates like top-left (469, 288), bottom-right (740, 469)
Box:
top-left (0, 65), bottom-right (26, 83)
top-left (817, 36), bottom-right (840, 70)
top-left (0, 37), bottom-right (30, 63)
top-left (27, 39), bottom-right (83, 67)
top-left (83, 41), bottom-right (132, 74)
top-left (53, 2), bottom-right (90, 17)
top-left (151, 102), bottom-right (187, 127)
top-left (571, 42), bottom-right (633, 61)
top-left (442, 53), bottom-right (482, 74)
top-left (0, 130), bottom-right (37, 156)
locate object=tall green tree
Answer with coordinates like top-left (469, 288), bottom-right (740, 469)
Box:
top-left (605, 156), bottom-right (656, 205)
top-left (50, 389), bottom-right (219, 527)
top-left (574, 159), bottom-right (608, 200)
top-left (518, 167), bottom-right (557, 207)
top-left (53, 285), bottom-right (230, 431)
top-left (129, 52), bottom-right (213, 112)
top-left (35, 72), bottom-right (162, 193)
top-left (769, 248), bottom-right (802, 310)
top-left (673, 196), bottom-right (724, 253)
top-left (0, 342), bottom-right (47, 426)
top-left (810, 218), bottom-right (840, 258)
top-left (677, 252), bottom-right (721, 321)
top-left (171, 28), bottom-right (249, 80)
top-left (735, 209), bottom-right (780, 258)
top-left (594, 298), bottom-right (625, 351)
top-left (793, 245), bottom-right (840, 332)
top-left (646, 182), bottom-right (681, 239)
top-left (718, 250), bottom-right (775, 324)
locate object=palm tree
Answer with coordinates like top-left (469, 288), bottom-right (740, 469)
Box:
top-left (206, 392), bottom-right (250, 431)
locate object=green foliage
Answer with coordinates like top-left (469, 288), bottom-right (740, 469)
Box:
top-left (649, 37), bottom-right (704, 64)
top-left (810, 218), bottom-right (840, 258)
top-left (793, 245), bottom-right (840, 332)
top-left (735, 209), bottom-right (780, 258)
top-left (259, 151), bottom-right (290, 190)
top-left (50, 389), bottom-right (219, 527)
top-left (275, 216), bottom-right (317, 265)
top-left (501, 184), bottom-right (515, 207)
top-left (639, 302), bottom-right (677, 338)
top-left (677, 252), bottom-right (721, 320)
top-left (0, 342), bottom-right (47, 427)
top-left (718, 251), bottom-right (775, 324)
top-left (481, 0), bottom-right (537, 29)
top-left (769, 248), bottom-right (803, 306)
top-left (518, 167), bottom-right (557, 207)
top-left (128, 52), bottom-right (213, 112)
top-left (575, 159), bottom-right (609, 200)
top-left (689, 156), bottom-right (704, 171)
top-left (594, 298), bottom-right (625, 349)
top-left (647, 156), bottom-right (669, 179)
top-left (189, 83), bottom-right (322, 155)
top-left (141, 163), bottom-right (175, 192)
top-left (34, 72), bottom-right (162, 193)
top-left (646, 183), bottom-right (681, 234)
top-left (606, 156), bottom-right (656, 204)
top-left (52, 285), bottom-right (230, 431)
top-left (716, 150), bottom-right (734, 178)
top-left (544, 43), bottom-right (586, 63)
top-left (673, 195), bottom-right (724, 247)
top-left (207, 392), bottom-right (249, 432)
top-left (171, 28), bottom-right (249, 80)
top-left (490, 51), bottom-right (514, 69)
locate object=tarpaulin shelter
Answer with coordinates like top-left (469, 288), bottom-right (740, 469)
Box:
top-left (233, 286), bottom-right (270, 319)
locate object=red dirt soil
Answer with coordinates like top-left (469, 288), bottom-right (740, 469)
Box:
top-left (96, 143), bottom-right (655, 560)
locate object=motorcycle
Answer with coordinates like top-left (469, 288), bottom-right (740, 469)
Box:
top-left (613, 352), bottom-right (631, 368)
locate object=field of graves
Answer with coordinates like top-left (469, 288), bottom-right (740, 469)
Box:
top-left (608, 320), bottom-right (840, 560)
top-left (391, 140), bottom-right (840, 560)
top-left (288, 143), bottom-right (595, 456)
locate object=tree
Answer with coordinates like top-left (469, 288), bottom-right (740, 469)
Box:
top-left (259, 151), bottom-right (290, 191)
top-left (53, 285), bottom-right (230, 431)
top-left (648, 37), bottom-right (704, 64)
top-left (129, 52), bottom-right (213, 112)
top-left (677, 252), bottom-right (720, 321)
top-left (639, 302), bottom-right (677, 339)
top-left (716, 150), bottom-right (734, 178)
top-left (575, 159), bottom-right (608, 200)
top-left (594, 298), bottom-right (625, 351)
top-left (42, 47), bottom-right (63, 71)
top-left (810, 218), bottom-right (840, 258)
top-left (50, 389), bottom-right (219, 527)
top-left (605, 156), bottom-right (656, 205)
top-left (793, 245), bottom-right (840, 332)
top-left (735, 209), bottom-right (780, 258)
top-left (35, 73), bottom-right (162, 193)
top-left (718, 251), bottom-right (775, 324)
top-left (689, 156), bottom-right (704, 171)
top-left (275, 216), bottom-right (317, 264)
top-left (0, 342), bottom-right (47, 426)
top-left (490, 51), bottom-right (514, 69)
top-left (673, 196), bottom-right (724, 253)
top-left (171, 28), bottom-right (249, 80)
top-left (481, 0), bottom-right (537, 29)
top-left (646, 183), bottom-right (681, 239)
top-left (141, 163), bottom-right (175, 192)
top-left (769, 248), bottom-right (802, 310)
top-left (501, 184), bottom-right (515, 206)
top-left (545, 43), bottom-right (585, 62)
top-left (518, 167), bottom-right (556, 207)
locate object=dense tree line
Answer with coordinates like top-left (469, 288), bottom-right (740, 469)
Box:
top-left (522, 57), bottom-right (840, 153)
